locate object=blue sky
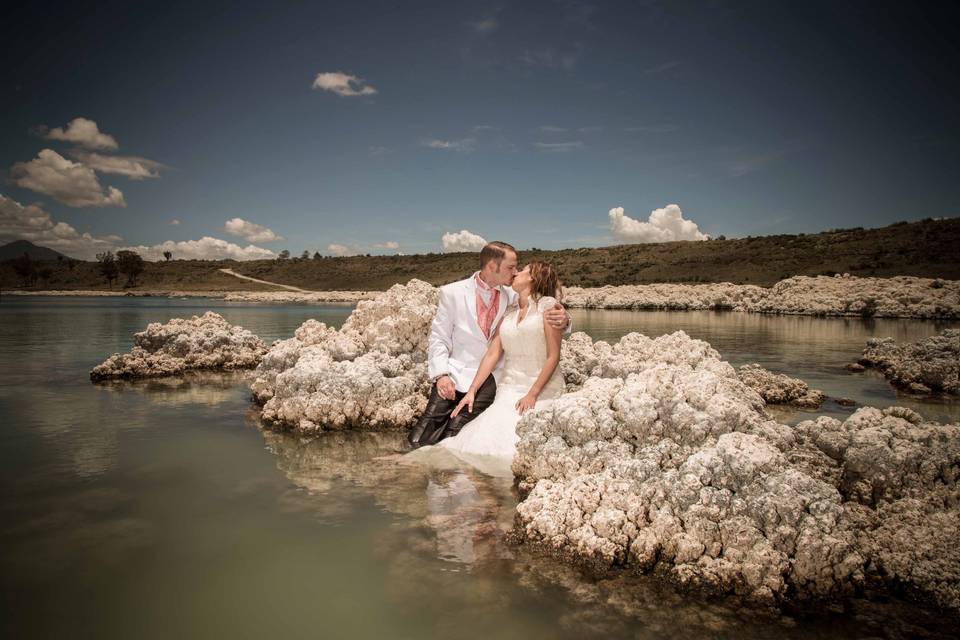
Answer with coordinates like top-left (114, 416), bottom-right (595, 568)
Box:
top-left (1, 0), bottom-right (958, 260)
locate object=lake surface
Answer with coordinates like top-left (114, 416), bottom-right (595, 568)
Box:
top-left (1, 297), bottom-right (957, 639)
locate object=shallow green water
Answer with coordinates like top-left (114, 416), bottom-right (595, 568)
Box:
top-left (1, 297), bottom-right (956, 639)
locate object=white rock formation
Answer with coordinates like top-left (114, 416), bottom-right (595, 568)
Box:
top-left (223, 290), bottom-right (376, 303)
top-left (242, 277), bottom-right (959, 607)
top-left (737, 364), bottom-right (825, 408)
top-left (250, 279), bottom-right (439, 431)
top-left (749, 275), bottom-right (960, 318)
top-left (512, 330), bottom-right (960, 608)
top-left (564, 275), bottom-right (960, 319)
top-left (794, 407), bottom-right (960, 611)
top-left (859, 329), bottom-right (960, 395)
top-left (563, 282), bottom-right (769, 312)
top-left (90, 311), bottom-right (266, 380)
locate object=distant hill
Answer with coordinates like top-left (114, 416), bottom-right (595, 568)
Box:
top-left (1, 218), bottom-right (958, 291)
top-left (0, 240), bottom-right (72, 261)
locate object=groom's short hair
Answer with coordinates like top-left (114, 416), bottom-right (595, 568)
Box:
top-left (479, 241), bottom-right (516, 270)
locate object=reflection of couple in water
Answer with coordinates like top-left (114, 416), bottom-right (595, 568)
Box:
top-left (406, 241), bottom-right (570, 476)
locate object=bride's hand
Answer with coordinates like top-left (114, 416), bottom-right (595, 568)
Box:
top-left (451, 390), bottom-right (475, 418)
top-left (515, 393), bottom-right (537, 415)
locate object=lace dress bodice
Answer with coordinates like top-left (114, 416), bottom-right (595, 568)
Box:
top-left (497, 295), bottom-right (564, 399)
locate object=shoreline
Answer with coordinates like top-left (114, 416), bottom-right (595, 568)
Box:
top-left (4, 289), bottom-right (375, 302)
top-left (6, 274), bottom-right (959, 319)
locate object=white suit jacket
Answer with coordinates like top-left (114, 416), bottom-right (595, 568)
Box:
top-left (427, 275), bottom-right (517, 392)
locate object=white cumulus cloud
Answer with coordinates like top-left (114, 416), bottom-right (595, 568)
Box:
top-left (118, 237), bottom-right (276, 262)
top-left (534, 141), bottom-right (583, 153)
top-left (0, 193), bottom-right (122, 260)
top-left (441, 229), bottom-right (487, 253)
top-left (169, 218), bottom-right (181, 225)
top-left (608, 204), bottom-right (709, 243)
top-left (327, 243), bottom-right (357, 257)
top-left (68, 149), bottom-right (166, 180)
top-left (223, 217), bottom-right (284, 243)
top-left (39, 117), bottom-right (118, 150)
top-left (10, 149), bottom-right (126, 208)
top-left (312, 72), bottom-right (377, 97)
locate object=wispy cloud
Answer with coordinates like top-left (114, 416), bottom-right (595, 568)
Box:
top-left (468, 17), bottom-right (499, 34)
top-left (169, 218), bottom-right (181, 226)
top-left (557, 0), bottom-right (598, 29)
top-left (578, 126), bottom-right (603, 133)
top-left (368, 146), bottom-right (392, 157)
top-left (538, 125), bottom-right (568, 133)
top-left (725, 147), bottom-right (795, 178)
top-left (643, 60), bottom-right (681, 74)
top-left (472, 124), bottom-right (500, 132)
top-left (420, 137), bottom-right (477, 153)
top-left (68, 150), bottom-right (166, 180)
top-left (519, 45), bottom-right (583, 71)
top-left (371, 240), bottom-right (400, 250)
top-left (312, 71), bottom-right (377, 97)
top-left (625, 124), bottom-right (680, 133)
top-left (534, 141), bottom-right (583, 153)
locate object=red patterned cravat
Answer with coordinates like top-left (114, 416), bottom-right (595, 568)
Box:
top-left (474, 273), bottom-right (500, 339)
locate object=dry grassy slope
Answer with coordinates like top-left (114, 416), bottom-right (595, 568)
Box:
top-left (231, 218), bottom-right (960, 289)
top-left (1, 218), bottom-right (957, 291)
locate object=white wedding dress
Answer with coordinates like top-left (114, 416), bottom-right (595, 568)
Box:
top-left (418, 295), bottom-right (564, 475)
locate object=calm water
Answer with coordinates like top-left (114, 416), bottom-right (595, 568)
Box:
top-left (1, 297), bottom-right (957, 639)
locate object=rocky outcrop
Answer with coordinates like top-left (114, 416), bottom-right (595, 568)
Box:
top-left (249, 279), bottom-right (438, 431)
top-left (237, 277), bottom-right (960, 609)
top-left (794, 407), bottom-right (960, 611)
top-left (563, 282), bottom-right (769, 312)
top-left (512, 330), bottom-right (960, 608)
top-left (859, 329), bottom-right (960, 395)
top-left (737, 364), bottom-right (825, 408)
top-left (564, 275), bottom-right (960, 319)
top-left (90, 312), bottom-right (266, 380)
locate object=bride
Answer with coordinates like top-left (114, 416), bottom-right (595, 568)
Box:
top-left (411, 261), bottom-right (565, 472)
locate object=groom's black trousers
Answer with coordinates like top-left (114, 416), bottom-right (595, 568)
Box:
top-left (408, 375), bottom-right (497, 447)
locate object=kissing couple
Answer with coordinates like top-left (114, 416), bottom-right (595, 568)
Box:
top-left (407, 241), bottom-right (570, 469)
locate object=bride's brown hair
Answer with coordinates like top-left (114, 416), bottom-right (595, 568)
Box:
top-left (528, 261), bottom-right (562, 302)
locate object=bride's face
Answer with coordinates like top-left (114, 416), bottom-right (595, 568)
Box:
top-left (511, 265), bottom-right (531, 293)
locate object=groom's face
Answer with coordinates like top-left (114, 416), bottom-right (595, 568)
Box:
top-left (492, 250), bottom-right (519, 286)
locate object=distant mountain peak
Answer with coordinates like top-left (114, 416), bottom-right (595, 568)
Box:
top-left (0, 240), bottom-right (74, 261)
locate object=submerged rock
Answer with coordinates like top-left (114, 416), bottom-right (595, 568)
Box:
top-left (737, 364), bottom-right (825, 409)
top-left (250, 279), bottom-right (438, 431)
top-left (859, 329), bottom-right (960, 395)
top-left (90, 312), bottom-right (266, 380)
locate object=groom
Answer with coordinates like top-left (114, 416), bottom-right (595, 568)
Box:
top-left (408, 241), bottom-right (569, 448)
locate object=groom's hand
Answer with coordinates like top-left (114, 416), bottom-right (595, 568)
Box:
top-left (544, 303), bottom-right (570, 330)
top-left (436, 375), bottom-right (456, 400)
